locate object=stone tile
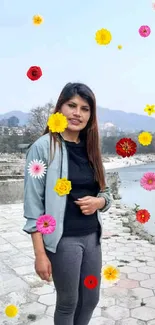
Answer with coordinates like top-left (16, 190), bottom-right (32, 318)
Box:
top-left (22, 274), bottom-right (43, 288)
top-left (116, 296), bottom-right (141, 308)
top-left (14, 264), bottom-right (35, 275)
top-left (138, 266), bottom-right (155, 274)
top-left (92, 306), bottom-right (101, 317)
top-left (128, 272), bottom-right (149, 281)
top-left (97, 292), bottom-right (115, 308)
top-left (89, 317), bottom-right (115, 325)
top-left (145, 251), bottom-right (155, 257)
top-left (0, 237), bottom-right (8, 245)
top-left (151, 274), bottom-right (155, 279)
top-left (131, 306), bottom-right (155, 321)
top-left (103, 286), bottom-right (128, 298)
top-left (5, 235), bottom-right (30, 244)
top-left (129, 261), bottom-right (147, 267)
top-left (0, 277), bottom-right (29, 295)
top-left (148, 320), bottom-right (155, 325)
top-left (130, 287), bottom-right (154, 299)
top-left (38, 293), bottom-right (56, 306)
top-left (116, 318), bottom-right (146, 325)
top-left (140, 279), bottom-right (155, 290)
top-left (147, 262), bottom-right (155, 267)
top-left (102, 255), bottom-right (115, 261)
top-left (102, 305), bottom-right (129, 320)
top-left (27, 315), bottom-right (54, 325)
top-left (116, 279), bottom-right (139, 289)
top-left (13, 241), bottom-right (33, 249)
top-left (143, 296), bottom-right (155, 308)
top-left (46, 305), bottom-right (55, 317)
top-left (119, 266), bottom-right (137, 273)
top-left (0, 243), bottom-right (17, 252)
top-left (2, 253), bottom-right (33, 268)
top-left (0, 290), bottom-right (38, 306)
top-left (31, 284), bottom-right (55, 296)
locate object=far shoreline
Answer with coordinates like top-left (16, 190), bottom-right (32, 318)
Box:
top-left (103, 153), bottom-right (155, 170)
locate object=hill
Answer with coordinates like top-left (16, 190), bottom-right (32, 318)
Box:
top-left (0, 107), bottom-right (154, 132)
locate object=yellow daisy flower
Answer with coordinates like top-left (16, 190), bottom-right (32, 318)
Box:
top-left (138, 132), bottom-right (153, 146)
top-left (101, 265), bottom-right (120, 282)
top-left (54, 178), bottom-right (72, 196)
top-left (144, 104), bottom-right (155, 116)
top-left (47, 112), bottom-right (68, 133)
top-left (95, 28), bottom-right (112, 45)
top-left (32, 14), bottom-right (44, 25)
top-left (5, 305), bottom-right (18, 318)
top-left (118, 45), bottom-right (122, 50)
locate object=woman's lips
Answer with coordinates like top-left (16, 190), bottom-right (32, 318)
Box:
top-left (70, 119), bottom-right (81, 125)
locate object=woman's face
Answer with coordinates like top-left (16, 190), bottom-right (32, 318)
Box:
top-left (60, 95), bottom-right (91, 132)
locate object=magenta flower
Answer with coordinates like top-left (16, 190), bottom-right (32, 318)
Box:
top-left (36, 214), bottom-right (56, 234)
top-left (139, 25), bottom-right (151, 38)
top-left (28, 159), bottom-right (47, 179)
top-left (140, 172), bottom-right (155, 191)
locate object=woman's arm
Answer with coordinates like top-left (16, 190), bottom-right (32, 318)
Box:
top-left (31, 232), bottom-right (46, 257)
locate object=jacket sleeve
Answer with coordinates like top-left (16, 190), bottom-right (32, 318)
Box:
top-left (23, 142), bottom-right (47, 234)
top-left (97, 165), bottom-right (112, 213)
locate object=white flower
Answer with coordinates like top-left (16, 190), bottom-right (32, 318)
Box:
top-left (28, 159), bottom-right (47, 179)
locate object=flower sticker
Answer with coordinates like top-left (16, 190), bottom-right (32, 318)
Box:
top-left (54, 178), bottom-right (72, 196)
top-left (136, 209), bottom-right (150, 224)
top-left (139, 25), bottom-right (151, 37)
top-left (5, 305), bottom-right (18, 318)
top-left (28, 159), bottom-right (47, 179)
top-left (118, 45), bottom-right (122, 50)
top-left (138, 132), bottom-right (152, 146)
top-left (47, 112), bottom-right (68, 133)
top-left (152, 2), bottom-right (155, 9)
top-left (84, 275), bottom-right (98, 289)
top-left (33, 14), bottom-right (44, 25)
top-left (101, 265), bottom-right (120, 282)
top-left (144, 104), bottom-right (155, 116)
top-left (95, 28), bottom-right (112, 45)
top-left (36, 214), bottom-right (56, 234)
top-left (116, 138), bottom-right (137, 157)
top-left (27, 66), bottom-right (42, 81)
top-left (140, 172), bottom-right (155, 191)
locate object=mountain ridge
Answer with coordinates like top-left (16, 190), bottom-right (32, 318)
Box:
top-left (0, 107), bottom-right (154, 132)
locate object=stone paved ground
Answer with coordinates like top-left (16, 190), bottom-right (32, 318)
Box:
top-left (0, 202), bottom-right (155, 325)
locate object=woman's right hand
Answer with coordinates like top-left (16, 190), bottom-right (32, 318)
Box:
top-left (35, 253), bottom-right (52, 282)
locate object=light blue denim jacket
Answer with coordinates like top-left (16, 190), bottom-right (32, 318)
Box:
top-left (23, 133), bottom-right (112, 253)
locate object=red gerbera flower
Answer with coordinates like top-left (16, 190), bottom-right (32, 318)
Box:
top-left (116, 138), bottom-right (137, 157)
top-left (84, 275), bottom-right (98, 289)
top-left (136, 209), bottom-right (150, 224)
top-left (27, 66), bottom-right (42, 81)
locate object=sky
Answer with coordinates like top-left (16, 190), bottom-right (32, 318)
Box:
top-left (0, 0), bottom-right (155, 116)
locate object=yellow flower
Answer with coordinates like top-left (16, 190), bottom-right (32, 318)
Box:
top-left (118, 45), bottom-right (122, 50)
top-left (95, 28), bottom-right (112, 45)
top-left (138, 132), bottom-right (153, 146)
top-left (47, 112), bottom-right (68, 133)
top-left (5, 305), bottom-right (18, 318)
top-left (32, 14), bottom-right (44, 25)
top-left (144, 104), bottom-right (155, 116)
top-left (54, 178), bottom-right (72, 196)
top-left (101, 265), bottom-right (120, 282)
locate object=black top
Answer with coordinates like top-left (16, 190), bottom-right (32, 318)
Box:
top-left (62, 138), bottom-right (101, 237)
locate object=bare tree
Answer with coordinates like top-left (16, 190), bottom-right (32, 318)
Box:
top-left (27, 101), bottom-right (54, 141)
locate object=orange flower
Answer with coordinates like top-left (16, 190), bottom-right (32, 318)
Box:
top-left (136, 209), bottom-right (150, 224)
top-left (116, 138), bottom-right (137, 157)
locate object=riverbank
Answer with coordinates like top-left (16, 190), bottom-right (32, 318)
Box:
top-left (103, 153), bottom-right (155, 170)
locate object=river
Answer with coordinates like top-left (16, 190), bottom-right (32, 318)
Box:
top-left (107, 163), bottom-right (155, 236)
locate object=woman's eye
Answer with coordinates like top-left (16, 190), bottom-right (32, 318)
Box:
top-left (68, 104), bottom-right (75, 108)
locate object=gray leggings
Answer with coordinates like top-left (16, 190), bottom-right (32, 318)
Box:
top-left (45, 232), bottom-right (102, 325)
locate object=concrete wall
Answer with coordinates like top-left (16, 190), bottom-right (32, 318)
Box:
top-left (0, 172), bottom-right (120, 205)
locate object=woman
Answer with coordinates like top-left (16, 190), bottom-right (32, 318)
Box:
top-left (23, 82), bottom-right (111, 325)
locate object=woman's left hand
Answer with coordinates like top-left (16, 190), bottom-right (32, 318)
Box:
top-left (74, 196), bottom-right (100, 215)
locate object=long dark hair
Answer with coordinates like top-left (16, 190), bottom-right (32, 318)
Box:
top-left (42, 82), bottom-right (105, 190)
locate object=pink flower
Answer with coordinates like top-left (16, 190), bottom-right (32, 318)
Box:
top-left (140, 172), bottom-right (155, 191)
top-left (36, 215), bottom-right (56, 234)
top-left (28, 159), bottom-right (47, 179)
top-left (152, 2), bottom-right (155, 9)
top-left (139, 25), bottom-right (151, 38)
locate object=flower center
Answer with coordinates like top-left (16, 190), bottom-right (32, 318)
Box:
top-left (55, 119), bottom-right (61, 126)
top-left (141, 214), bottom-right (144, 218)
top-left (43, 222), bottom-right (49, 227)
top-left (122, 142), bottom-right (130, 152)
top-left (148, 179), bottom-right (153, 184)
top-left (32, 70), bottom-right (37, 76)
top-left (143, 29), bottom-right (147, 33)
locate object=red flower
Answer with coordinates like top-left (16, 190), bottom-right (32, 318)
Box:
top-left (27, 66), bottom-right (42, 81)
top-left (136, 209), bottom-right (150, 224)
top-left (116, 138), bottom-right (137, 157)
top-left (84, 275), bottom-right (98, 289)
